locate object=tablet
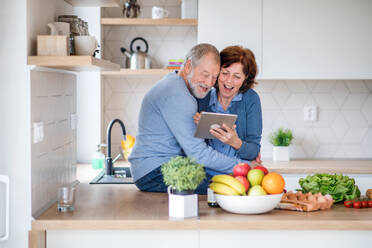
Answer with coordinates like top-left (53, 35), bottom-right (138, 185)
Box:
top-left (194, 112), bottom-right (237, 139)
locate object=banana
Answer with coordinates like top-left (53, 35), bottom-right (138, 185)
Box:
top-left (211, 175), bottom-right (246, 195)
top-left (209, 182), bottom-right (239, 196)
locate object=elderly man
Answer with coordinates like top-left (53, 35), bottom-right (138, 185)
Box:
top-left (129, 43), bottom-right (247, 194)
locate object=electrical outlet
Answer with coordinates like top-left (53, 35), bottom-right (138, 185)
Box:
top-left (33, 121), bottom-right (44, 143)
top-left (304, 105), bottom-right (317, 121)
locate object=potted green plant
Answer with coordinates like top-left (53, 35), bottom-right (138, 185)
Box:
top-left (161, 156), bottom-right (206, 218)
top-left (269, 128), bottom-right (294, 161)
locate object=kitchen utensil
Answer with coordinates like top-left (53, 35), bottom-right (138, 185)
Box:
top-left (57, 186), bottom-right (76, 212)
top-left (48, 22), bottom-right (70, 36)
top-left (74, 36), bottom-right (98, 56)
top-left (152, 6), bottom-right (169, 19)
top-left (215, 193), bottom-right (283, 214)
top-left (37, 35), bottom-right (69, 56)
top-left (120, 37), bottom-right (151, 69)
top-left (122, 0), bottom-right (141, 18)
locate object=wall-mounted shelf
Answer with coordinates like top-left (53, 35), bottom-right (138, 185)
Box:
top-left (101, 69), bottom-right (173, 76)
top-left (101, 18), bottom-right (198, 26)
top-left (28, 56), bottom-right (120, 72)
top-left (64, 0), bottom-right (120, 7)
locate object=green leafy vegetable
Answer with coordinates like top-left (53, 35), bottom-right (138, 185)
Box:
top-left (269, 128), bottom-right (294, 146)
top-left (161, 156), bottom-right (206, 192)
top-left (298, 173), bottom-right (360, 202)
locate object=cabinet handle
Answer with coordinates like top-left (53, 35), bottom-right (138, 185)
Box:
top-left (0, 175), bottom-right (9, 241)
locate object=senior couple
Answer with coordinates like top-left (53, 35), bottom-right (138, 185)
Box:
top-left (129, 43), bottom-right (262, 194)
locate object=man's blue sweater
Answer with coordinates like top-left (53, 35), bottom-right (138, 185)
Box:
top-left (129, 71), bottom-right (244, 182)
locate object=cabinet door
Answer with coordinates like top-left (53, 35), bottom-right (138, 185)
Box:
top-left (198, 0), bottom-right (262, 78)
top-left (263, 0), bottom-right (372, 79)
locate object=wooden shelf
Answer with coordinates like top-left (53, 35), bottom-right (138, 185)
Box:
top-left (101, 69), bottom-right (173, 76)
top-left (28, 56), bottom-right (120, 72)
top-left (64, 0), bottom-right (120, 7)
top-left (101, 18), bottom-right (198, 26)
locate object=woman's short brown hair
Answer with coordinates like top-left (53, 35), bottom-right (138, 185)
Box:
top-left (216, 46), bottom-right (258, 93)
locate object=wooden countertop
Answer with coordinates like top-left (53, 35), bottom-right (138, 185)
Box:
top-left (79, 160), bottom-right (372, 179)
top-left (33, 183), bottom-right (372, 231)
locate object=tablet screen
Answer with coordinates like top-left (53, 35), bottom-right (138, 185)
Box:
top-left (194, 112), bottom-right (237, 139)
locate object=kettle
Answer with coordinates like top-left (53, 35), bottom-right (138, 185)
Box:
top-left (120, 37), bottom-right (151, 69)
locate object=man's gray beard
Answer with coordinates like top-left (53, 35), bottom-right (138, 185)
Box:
top-left (187, 71), bottom-right (211, 99)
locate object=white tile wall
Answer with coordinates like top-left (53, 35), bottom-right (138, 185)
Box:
top-left (31, 70), bottom-right (77, 216)
top-left (255, 80), bottom-right (372, 159)
top-left (103, 78), bottom-right (372, 160)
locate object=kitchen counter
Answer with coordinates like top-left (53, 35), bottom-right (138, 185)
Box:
top-left (263, 160), bottom-right (372, 174)
top-left (77, 160), bottom-right (372, 185)
top-left (32, 183), bottom-right (372, 231)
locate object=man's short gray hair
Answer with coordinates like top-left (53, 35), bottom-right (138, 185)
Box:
top-left (183, 43), bottom-right (220, 68)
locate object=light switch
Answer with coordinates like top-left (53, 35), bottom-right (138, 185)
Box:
top-left (33, 121), bottom-right (44, 143)
top-left (304, 106), bottom-right (317, 121)
top-left (70, 114), bottom-right (78, 130)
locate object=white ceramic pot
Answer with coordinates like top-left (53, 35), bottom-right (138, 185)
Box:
top-left (273, 146), bottom-right (290, 161)
top-left (167, 186), bottom-right (198, 219)
top-left (152, 6), bottom-right (169, 19)
top-left (74, 36), bottom-right (97, 56)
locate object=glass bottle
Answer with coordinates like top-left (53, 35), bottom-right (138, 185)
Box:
top-left (207, 187), bottom-right (220, 208)
top-left (92, 144), bottom-right (105, 170)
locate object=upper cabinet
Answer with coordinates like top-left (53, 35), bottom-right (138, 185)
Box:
top-left (198, 0), bottom-right (262, 78)
top-left (199, 0), bottom-right (372, 79)
top-left (263, 0), bottom-right (372, 79)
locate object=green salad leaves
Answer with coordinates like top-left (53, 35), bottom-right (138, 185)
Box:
top-left (298, 173), bottom-right (360, 202)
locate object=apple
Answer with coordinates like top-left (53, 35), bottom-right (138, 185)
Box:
top-left (235, 176), bottom-right (250, 192)
top-left (254, 165), bottom-right (269, 175)
top-left (247, 169), bottom-right (264, 186)
top-left (248, 185), bottom-right (267, 196)
top-left (233, 163), bottom-right (251, 177)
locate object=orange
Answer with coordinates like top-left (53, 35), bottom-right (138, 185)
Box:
top-left (121, 135), bottom-right (135, 150)
top-left (261, 172), bottom-right (285, 194)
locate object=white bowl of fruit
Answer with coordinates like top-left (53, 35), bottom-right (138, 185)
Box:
top-left (210, 163), bottom-right (285, 214)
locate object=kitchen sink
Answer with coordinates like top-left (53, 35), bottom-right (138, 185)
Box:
top-left (90, 167), bottom-right (134, 184)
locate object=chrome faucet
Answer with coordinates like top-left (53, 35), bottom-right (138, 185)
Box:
top-left (106, 119), bottom-right (126, 176)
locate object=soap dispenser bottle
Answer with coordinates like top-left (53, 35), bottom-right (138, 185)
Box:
top-left (92, 144), bottom-right (105, 170)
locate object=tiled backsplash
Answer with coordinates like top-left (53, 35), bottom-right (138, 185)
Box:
top-left (31, 70), bottom-right (77, 216)
top-left (255, 80), bottom-right (372, 159)
top-left (103, 78), bottom-right (372, 160)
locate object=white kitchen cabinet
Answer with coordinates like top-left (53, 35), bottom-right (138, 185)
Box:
top-left (263, 0), bottom-right (372, 79)
top-left (47, 230), bottom-right (199, 248)
top-left (198, 0), bottom-right (262, 78)
top-left (200, 230), bottom-right (372, 248)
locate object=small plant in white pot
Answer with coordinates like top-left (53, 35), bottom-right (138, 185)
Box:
top-left (161, 156), bottom-right (206, 218)
top-left (269, 128), bottom-right (294, 161)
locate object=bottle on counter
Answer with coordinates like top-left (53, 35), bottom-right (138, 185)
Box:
top-left (92, 144), bottom-right (105, 170)
top-left (207, 187), bottom-right (220, 208)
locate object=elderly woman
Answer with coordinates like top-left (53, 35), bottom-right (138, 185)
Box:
top-left (194, 46), bottom-right (262, 174)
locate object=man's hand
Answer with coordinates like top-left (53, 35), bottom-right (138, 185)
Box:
top-left (209, 123), bottom-right (242, 150)
top-left (193, 112), bottom-right (201, 125)
top-left (250, 152), bottom-right (262, 167)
